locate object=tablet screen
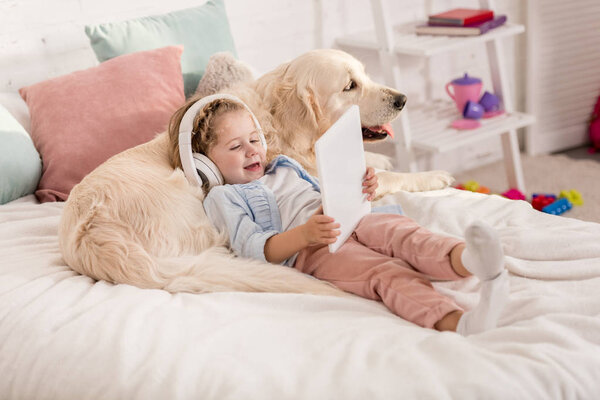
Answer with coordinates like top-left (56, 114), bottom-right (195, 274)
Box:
top-left (315, 105), bottom-right (371, 253)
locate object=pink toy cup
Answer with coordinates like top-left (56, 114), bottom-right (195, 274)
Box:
top-left (445, 73), bottom-right (483, 114)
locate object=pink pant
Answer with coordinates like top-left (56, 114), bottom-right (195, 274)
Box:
top-left (294, 213), bottom-right (464, 328)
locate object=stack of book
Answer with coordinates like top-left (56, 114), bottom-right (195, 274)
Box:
top-left (415, 8), bottom-right (507, 36)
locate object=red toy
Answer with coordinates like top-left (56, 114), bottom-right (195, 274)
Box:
top-left (531, 194), bottom-right (556, 211)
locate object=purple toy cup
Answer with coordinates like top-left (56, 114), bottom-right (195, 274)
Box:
top-left (479, 91), bottom-right (500, 112)
top-left (463, 100), bottom-right (484, 119)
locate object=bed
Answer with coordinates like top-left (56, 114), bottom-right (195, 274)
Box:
top-left (2, 1), bottom-right (600, 398)
top-left (2, 187), bottom-right (600, 399)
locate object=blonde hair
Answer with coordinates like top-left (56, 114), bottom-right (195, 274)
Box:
top-left (168, 97), bottom-right (243, 170)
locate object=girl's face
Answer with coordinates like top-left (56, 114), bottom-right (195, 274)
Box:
top-left (207, 109), bottom-right (266, 184)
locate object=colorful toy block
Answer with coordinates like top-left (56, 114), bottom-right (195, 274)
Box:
top-left (464, 180), bottom-right (479, 192)
top-left (559, 189), bottom-right (583, 206)
top-left (455, 180), bottom-right (490, 194)
top-left (542, 198), bottom-right (572, 215)
top-left (531, 194), bottom-right (556, 211)
top-left (532, 193), bottom-right (557, 201)
top-left (501, 188), bottom-right (526, 200)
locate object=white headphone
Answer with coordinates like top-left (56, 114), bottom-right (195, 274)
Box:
top-left (178, 93), bottom-right (267, 190)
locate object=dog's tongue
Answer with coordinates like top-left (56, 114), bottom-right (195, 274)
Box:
top-left (369, 123), bottom-right (394, 138)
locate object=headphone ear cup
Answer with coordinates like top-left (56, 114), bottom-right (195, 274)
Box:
top-left (192, 153), bottom-right (224, 190)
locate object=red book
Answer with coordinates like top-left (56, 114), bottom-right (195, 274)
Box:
top-left (428, 8), bottom-right (494, 26)
top-left (416, 15), bottom-right (507, 36)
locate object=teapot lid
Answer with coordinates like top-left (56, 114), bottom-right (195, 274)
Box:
top-left (452, 73), bottom-right (481, 85)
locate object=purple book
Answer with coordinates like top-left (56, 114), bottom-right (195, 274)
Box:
top-left (416, 15), bottom-right (507, 36)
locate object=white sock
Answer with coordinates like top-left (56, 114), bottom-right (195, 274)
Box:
top-left (461, 221), bottom-right (504, 281)
top-left (457, 221), bottom-right (509, 336)
top-left (457, 271), bottom-right (509, 335)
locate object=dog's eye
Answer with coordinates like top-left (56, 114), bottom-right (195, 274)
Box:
top-left (343, 80), bottom-right (357, 92)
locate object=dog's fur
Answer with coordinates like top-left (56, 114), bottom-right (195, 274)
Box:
top-left (59, 49), bottom-right (452, 295)
top-left (193, 50), bottom-right (454, 195)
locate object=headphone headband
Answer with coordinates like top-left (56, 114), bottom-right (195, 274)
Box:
top-left (178, 93), bottom-right (267, 188)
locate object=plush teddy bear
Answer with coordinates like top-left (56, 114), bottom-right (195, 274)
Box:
top-left (194, 52), bottom-right (256, 98)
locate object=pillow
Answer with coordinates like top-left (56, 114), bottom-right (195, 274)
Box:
top-left (0, 104), bottom-right (41, 204)
top-left (0, 92), bottom-right (31, 133)
top-left (85, 0), bottom-right (237, 98)
top-left (19, 45), bottom-right (185, 203)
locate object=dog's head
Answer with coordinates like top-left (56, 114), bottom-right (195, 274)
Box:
top-left (264, 49), bottom-right (406, 144)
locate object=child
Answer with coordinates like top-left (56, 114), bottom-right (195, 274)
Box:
top-left (191, 97), bottom-right (509, 335)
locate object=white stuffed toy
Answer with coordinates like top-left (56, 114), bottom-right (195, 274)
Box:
top-left (194, 52), bottom-right (256, 98)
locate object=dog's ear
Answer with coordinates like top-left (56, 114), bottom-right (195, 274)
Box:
top-left (167, 104), bottom-right (187, 170)
top-left (298, 86), bottom-right (329, 137)
top-left (271, 76), bottom-right (322, 135)
top-left (276, 84), bottom-right (319, 133)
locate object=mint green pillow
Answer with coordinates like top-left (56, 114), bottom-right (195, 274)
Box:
top-left (85, 0), bottom-right (237, 98)
top-left (0, 105), bottom-right (42, 204)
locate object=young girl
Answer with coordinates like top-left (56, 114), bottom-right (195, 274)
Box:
top-left (189, 97), bottom-right (509, 335)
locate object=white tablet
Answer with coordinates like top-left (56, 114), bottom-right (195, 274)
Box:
top-left (315, 105), bottom-right (371, 253)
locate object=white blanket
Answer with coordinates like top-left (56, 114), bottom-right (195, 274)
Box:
top-left (1, 190), bottom-right (600, 399)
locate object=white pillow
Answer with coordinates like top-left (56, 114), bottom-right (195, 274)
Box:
top-left (0, 92), bottom-right (31, 133)
top-left (0, 98), bottom-right (41, 204)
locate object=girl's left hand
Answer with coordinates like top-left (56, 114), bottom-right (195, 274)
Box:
top-left (362, 167), bottom-right (378, 201)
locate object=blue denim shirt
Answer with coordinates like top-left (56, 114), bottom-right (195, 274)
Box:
top-left (203, 155), bottom-right (403, 266)
top-left (203, 155), bottom-right (319, 266)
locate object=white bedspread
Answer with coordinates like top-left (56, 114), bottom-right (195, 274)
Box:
top-left (2, 190), bottom-right (600, 399)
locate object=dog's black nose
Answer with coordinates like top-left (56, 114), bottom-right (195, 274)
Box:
top-left (394, 94), bottom-right (407, 110)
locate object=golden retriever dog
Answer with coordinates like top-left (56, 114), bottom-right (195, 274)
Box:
top-left (59, 49), bottom-right (452, 296)
top-left (193, 49), bottom-right (454, 195)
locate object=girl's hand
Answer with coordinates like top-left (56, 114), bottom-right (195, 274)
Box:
top-left (301, 205), bottom-right (341, 246)
top-left (362, 167), bottom-right (378, 201)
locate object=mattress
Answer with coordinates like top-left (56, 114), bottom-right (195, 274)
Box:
top-left (1, 190), bottom-right (600, 399)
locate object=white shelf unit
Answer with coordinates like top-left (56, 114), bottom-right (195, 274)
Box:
top-left (336, 0), bottom-right (535, 193)
top-left (336, 22), bottom-right (525, 57)
top-left (407, 101), bottom-right (535, 153)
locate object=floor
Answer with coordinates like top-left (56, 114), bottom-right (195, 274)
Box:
top-left (452, 142), bottom-right (600, 223)
top-left (557, 145), bottom-right (600, 162)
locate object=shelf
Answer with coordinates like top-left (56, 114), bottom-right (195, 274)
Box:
top-left (406, 100), bottom-right (535, 153)
top-left (336, 22), bottom-right (525, 56)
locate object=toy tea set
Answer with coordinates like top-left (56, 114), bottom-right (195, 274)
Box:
top-left (446, 73), bottom-right (504, 130)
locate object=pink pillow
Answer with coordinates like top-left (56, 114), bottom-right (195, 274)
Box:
top-left (19, 46), bottom-right (185, 202)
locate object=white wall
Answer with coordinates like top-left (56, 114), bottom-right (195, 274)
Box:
top-left (0, 0), bottom-right (525, 172)
top-left (0, 0), bottom-right (524, 98)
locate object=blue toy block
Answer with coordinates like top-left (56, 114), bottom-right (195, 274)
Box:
top-left (541, 198), bottom-right (572, 215)
top-left (532, 193), bottom-right (556, 201)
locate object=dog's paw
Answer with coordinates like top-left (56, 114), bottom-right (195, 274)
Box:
top-left (418, 170), bottom-right (455, 190)
top-left (375, 169), bottom-right (454, 196)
